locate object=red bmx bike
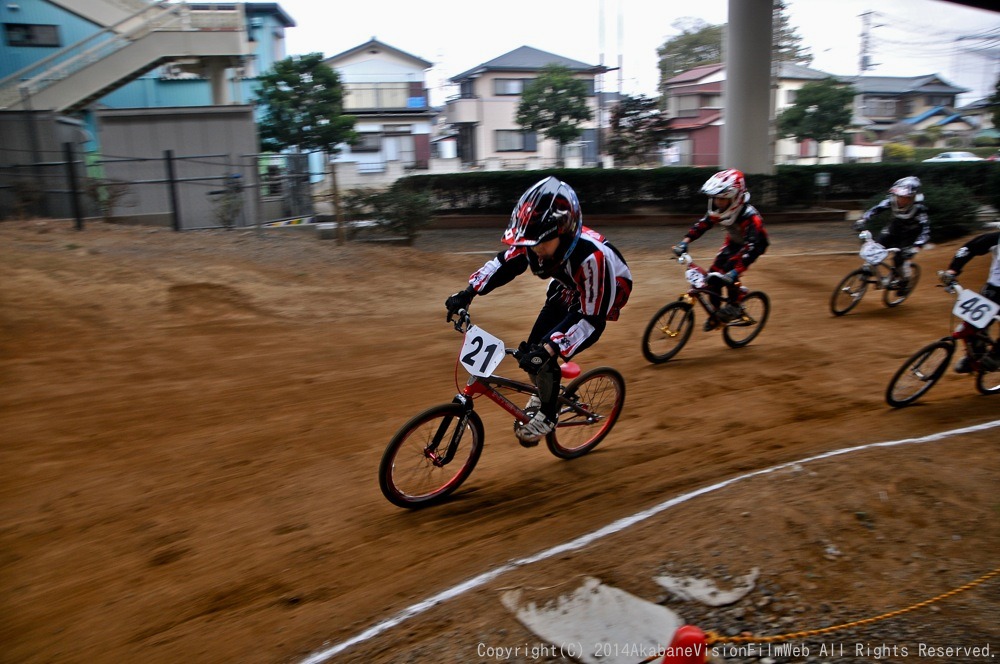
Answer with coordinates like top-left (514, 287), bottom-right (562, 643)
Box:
top-left (885, 274), bottom-right (1000, 407)
top-left (378, 310), bottom-right (626, 508)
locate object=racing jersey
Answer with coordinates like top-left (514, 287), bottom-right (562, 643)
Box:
top-left (466, 227), bottom-right (633, 357)
top-left (948, 231), bottom-right (1000, 288)
top-left (861, 198), bottom-right (931, 247)
top-left (684, 204), bottom-right (769, 274)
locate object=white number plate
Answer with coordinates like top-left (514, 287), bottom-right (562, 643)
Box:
top-left (460, 325), bottom-right (506, 377)
top-left (952, 288), bottom-right (1000, 329)
top-left (685, 267), bottom-right (706, 288)
top-left (859, 240), bottom-right (888, 265)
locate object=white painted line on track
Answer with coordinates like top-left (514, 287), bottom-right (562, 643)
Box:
top-left (299, 419), bottom-right (1000, 663)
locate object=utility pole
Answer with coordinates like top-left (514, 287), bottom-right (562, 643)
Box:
top-left (858, 10), bottom-right (882, 75)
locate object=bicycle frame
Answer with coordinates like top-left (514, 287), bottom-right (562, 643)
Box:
top-left (855, 231), bottom-right (908, 289)
top-left (675, 254), bottom-right (747, 318)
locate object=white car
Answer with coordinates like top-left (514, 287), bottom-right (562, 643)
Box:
top-left (922, 151), bottom-right (984, 162)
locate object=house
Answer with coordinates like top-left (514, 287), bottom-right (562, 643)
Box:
top-left (662, 62), bottom-right (974, 166)
top-left (0, 0), bottom-right (299, 225)
top-left (661, 63), bottom-right (724, 167)
top-left (322, 37), bottom-right (439, 188)
top-left (663, 61), bottom-right (846, 166)
top-left (445, 46), bottom-right (609, 169)
top-left (958, 96), bottom-right (999, 144)
top-left (847, 74), bottom-right (969, 139)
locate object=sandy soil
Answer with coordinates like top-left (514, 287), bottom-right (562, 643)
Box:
top-left (1, 218), bottom-right (997, 664)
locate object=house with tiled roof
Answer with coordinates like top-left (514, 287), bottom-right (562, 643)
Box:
top-left (846, 74), bottom-right (969, 137)
top-left (445, 46), bottom-right (609, 168)
top-left (323, 38), bottom-right (436, 177)
top-left (663, 62), bottom-right (846, 166)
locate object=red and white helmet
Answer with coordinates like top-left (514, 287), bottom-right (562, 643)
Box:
top-left (700, 169), bottom-right (750, 226)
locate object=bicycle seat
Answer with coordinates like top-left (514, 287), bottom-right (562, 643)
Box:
top-left (560, 362), bottom-right (581, 379)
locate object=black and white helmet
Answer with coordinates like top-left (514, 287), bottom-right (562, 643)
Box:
top-left (889, 176), bottom-right (922, 219)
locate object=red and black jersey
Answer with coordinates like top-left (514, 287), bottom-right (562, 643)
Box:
top-left (467, 227), bottom-right (632, 357)
top-left (685, 204), bottom-right (769, 275)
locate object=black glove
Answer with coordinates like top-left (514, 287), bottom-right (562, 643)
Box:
top-left (445, 286), bottom-right (475, 320)
top-left (671, 240), bottom-right (689, 257)
top-left (853, 219), bottom-right (867, 232)
top-left (517, 343), bottom-right (552, 376)
top-left (939, 271), bottom-right (957, 287)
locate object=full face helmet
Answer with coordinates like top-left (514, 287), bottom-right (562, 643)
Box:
top-left (889, 176), bottom-right (922, 219)
top-left (503, 177), bottom-right (582, 247)
top-left (700, 169), bottom-right (750, 226)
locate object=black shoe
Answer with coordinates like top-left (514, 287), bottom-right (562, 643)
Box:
top-left (703, 318), bottom-right (719, 332)
top-left (718, 304), bottom-right (742, 321)
top-left (954, 356), bottom-right (973, 374)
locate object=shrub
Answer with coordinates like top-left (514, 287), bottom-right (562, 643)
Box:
top-left (922, 182), bottom-right (979, 242)
top-left (882, 143), bottom-right (915, 162)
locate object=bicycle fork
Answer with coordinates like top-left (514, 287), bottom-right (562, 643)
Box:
top-left (423, 395), bottom-right (475, 467)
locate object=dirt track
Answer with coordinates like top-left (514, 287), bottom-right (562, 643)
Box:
top-left (1, 219), bottom-right (997, 664)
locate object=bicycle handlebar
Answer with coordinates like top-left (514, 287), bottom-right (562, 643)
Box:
top-left (449, 308), bottom-right (472, 332)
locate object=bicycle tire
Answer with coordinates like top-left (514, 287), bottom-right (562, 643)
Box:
top-left (975, 368), bottom-right (1000, 395)
top-left (975, 326), bottom-right (1000, 395)
top-left (723, 291), bottom-right (770, 348)
top-left (885, 339), bottom-right (954, 408)
top-left (379, 403), bottom-right (484, 508)
top-left (547, 367), bottom-right (626, 459)
top-left (830, 268), bottom-right (869, 316)
top-left (641, 301), bottom-right (694, 364)
top-left (884, 263), bottom-right (921, 308)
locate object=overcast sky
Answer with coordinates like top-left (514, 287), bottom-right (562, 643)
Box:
top-left (276, 0), bottom-right (999, 106)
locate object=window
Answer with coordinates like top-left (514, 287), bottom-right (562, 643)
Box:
top-left (383, 124), bottom-right (412, 135)
top-left (4, 23), bottom-right (61, 47)
top-left (495, 130), bottom-right (537, 152)
top-left (352, 133), bottom-right (382, 153)
top-left (495, 78), bottom-right (530, 95)
top-left (865, 97), bottom-right (896, 117)
top-left (785, 89), bottom-right (797, 105)
top-left (343, 83), bottom-right (409, 110)
top-left (677, 95), bottom-right (701, 118)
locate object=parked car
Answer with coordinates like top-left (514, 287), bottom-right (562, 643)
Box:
top-left (922, 151), bottom-right (985, 162)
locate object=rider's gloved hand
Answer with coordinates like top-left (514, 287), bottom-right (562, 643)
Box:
top-left (725, 269), bottom-right (740, 283)
top-left (518, 343), bottom-right (552, 376)
top-left (939, 270), bottom-right (958, 287)
top-left (853, 219), bottom-right (867, 231)
top-left (902, 246), bottom-right (919, 259)
top-left (671, 240), bottom-right (689, 257)
top-left (445, 286), bottom-right (475, 320)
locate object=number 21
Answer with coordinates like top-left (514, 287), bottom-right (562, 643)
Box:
top-left (462, 334), bottom-right (498, 372)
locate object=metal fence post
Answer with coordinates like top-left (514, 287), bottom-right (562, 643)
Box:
top-left (63, 142), bottom-right (84, 230)
top-left (164, 149), bottom-right (181, 231)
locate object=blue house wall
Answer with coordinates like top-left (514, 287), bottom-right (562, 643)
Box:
top-left (1, 0), bottom-right (290, 110)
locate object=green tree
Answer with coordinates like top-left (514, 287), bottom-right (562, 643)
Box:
top-left (515, 64), bottom-right (593, 165)
top-left (657, 5), bottom-right (812, 94)
top-left (772, 0), bottom-right (813, 66)
top-left (255, 52), bottom-right (356, 154)
top-left (656, 19), bottom-right (724, 94)
top-left (608, 94), bottom-right (670, 166)
top-left (254, 52), bottom-right (357, 242)
top-left (776, 78), bottom-right (855, 143)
